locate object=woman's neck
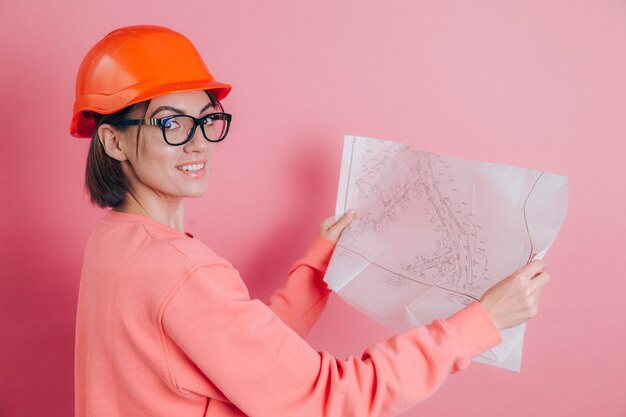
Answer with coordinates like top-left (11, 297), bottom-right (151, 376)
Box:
top-left (114, 192), bottom-right (185, 232)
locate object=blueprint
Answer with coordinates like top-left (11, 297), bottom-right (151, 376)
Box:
top-left (323, 135), bottom-right (568, 371)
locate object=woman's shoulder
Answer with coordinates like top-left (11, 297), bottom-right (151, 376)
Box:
top-left (165, 235), bottom-right (232, 268)
top-left (92, 210), bottom-right (233, 270)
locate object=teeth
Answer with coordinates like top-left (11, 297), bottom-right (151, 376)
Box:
top-left (178, 163), bottom-right (205, 172)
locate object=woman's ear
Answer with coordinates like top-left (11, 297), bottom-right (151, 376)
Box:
top-left (98, 124), bottom-right (129, 162)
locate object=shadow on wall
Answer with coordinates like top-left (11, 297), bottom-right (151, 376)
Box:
top-left (240, 134), bottom-right (335, 301)
top-left (0, 211), bottom-right (79, 417)
top-left (1, 49), bottom-right (83, 416)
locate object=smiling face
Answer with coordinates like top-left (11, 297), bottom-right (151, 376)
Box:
top-left (109, 90), bottom-right (223, 206)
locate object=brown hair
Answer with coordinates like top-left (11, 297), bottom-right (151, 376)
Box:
top-left (84, 101), bottom-right (150, 208)
top-left (84, 91), bottom-right (222, 208)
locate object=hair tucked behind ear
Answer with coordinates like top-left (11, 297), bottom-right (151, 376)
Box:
top-left (85, 101), bottom-right (149, 208)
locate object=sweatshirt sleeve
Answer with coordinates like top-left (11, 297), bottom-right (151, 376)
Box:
top-left (265, 237), bottom-right (336, 336)
top-left (160, 262), bottom-right (502, 417)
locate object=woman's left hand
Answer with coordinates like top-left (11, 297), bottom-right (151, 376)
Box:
top-left (318, 210), bottom-right (356, 243)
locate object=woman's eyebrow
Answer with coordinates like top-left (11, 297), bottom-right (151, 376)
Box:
top-left (199, 102), bottom-right (216, 114)
top-left (150, 103), bottom-right (216, 118)
top-left (149, 106), bottom-right (184, 118)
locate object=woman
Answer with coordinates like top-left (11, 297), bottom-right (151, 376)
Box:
top-left (72, 25), bottom-right (550, 417)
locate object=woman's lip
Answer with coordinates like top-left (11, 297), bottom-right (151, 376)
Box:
top-left (176, 159), bottom-right (208, 179)
top-left (177, 165), bottom-right (207, 179)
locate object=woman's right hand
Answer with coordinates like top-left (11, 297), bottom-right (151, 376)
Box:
top-left (479, 260), bottom-right (551, 330)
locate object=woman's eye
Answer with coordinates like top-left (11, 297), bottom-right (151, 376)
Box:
top-left (203, 117), bottom-right (213, 127)
top-left (163, 119), bottom-right (181, 130)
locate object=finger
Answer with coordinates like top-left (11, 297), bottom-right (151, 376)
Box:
top-left (519, 259), bottom-right (549, 280)
top-left (320, 215), bottom-right (336, 230)
top-left (331, 210), bottom-right (355, 230)
top-left (529, 271), bottom-right (551, 291)
top-left (529, 298), bottom-right (540, 318)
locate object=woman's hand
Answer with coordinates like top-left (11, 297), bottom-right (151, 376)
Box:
top-left (319, 210), bottom-right (356, 243)
top-left (479, 259), bottom-right (551, 330)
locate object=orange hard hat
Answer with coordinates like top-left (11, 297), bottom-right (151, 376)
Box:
top-left (70, 25), bottom-right (232, 138)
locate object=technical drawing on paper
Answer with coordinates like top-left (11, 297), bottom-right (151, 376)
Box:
top-left (337, 137), bottom-right (502, 299)
top-left (324, 135), bottom-right (568, 371)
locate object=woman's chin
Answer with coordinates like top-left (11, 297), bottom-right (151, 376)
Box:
top-left (179, 185), bottom-right (209, 198)
top-left (173, 177), bottom-right (210, 198)
top-left (184, 190), bottom-right (208, 198)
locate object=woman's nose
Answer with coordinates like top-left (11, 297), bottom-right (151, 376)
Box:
top-left (184, 125), bottom-right (209, 152)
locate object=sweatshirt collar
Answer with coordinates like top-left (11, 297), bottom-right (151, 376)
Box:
top-left (101, 210), bottom-right (194, 238)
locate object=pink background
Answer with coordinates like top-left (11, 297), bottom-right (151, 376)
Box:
top-left (1, 0), bottom-right (625, 416)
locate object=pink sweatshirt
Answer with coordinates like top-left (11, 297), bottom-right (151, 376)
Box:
top-left (75, 211), bottom-right (502, 417)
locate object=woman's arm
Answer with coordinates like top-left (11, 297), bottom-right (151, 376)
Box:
top-left (265, 236), bottom-right (335, 337)
top-left (160, 262), bottom-right (501, 417)
top-left (265, 212), bottom-right (353, 336)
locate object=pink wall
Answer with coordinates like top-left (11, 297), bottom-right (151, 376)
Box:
top-left (1, 0), bottom-right (625, 415)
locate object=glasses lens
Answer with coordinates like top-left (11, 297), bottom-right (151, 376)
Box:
top-left (162, 115), bottom-right (196, 145)
top-left (201, 113), bottom-right (229, 142)
top-left (161, 114), bottom-right (230, 145)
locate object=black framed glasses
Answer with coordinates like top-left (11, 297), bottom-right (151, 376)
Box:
top-left (113, 112), bottom-right (232, 146)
